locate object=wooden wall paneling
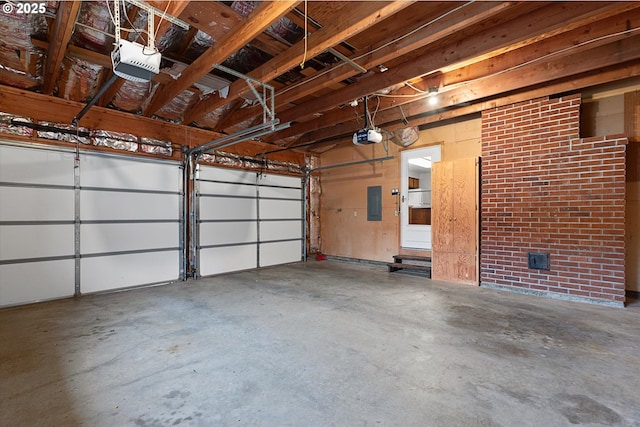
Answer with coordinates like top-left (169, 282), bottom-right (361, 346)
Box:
top-left (432, 157), bottom-right (479, 286)
top-left (432, 160), bottom-right (453, 252)
top-left (454, 157), bottom-right (478, 256)
top-left (432, 159), bottom-right (452, 280)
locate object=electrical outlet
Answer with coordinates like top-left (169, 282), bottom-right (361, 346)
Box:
top-left (353, 211), bottom-right (357, 217)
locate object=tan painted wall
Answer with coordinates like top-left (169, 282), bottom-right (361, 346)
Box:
top-left (318, 118), bottom-right (481, 262)
top-left (581, 94), bottom-right (625, 138)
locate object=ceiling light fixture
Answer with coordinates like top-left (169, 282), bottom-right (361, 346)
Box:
top-left (377, 64), bottom-right (389, 73)
top-left (428, 86), bottom-right (438, 106)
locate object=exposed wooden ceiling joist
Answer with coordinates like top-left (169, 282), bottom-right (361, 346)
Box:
top-left (274, 2), bottom-right (639, 127)
top-left (0, 84), bottom-right (305, 165)
top-left (266, 6), bottom-right (640, 144)
top-left (291, 39), bottom-right (640, 148)
top-left (42, 1), bottom-right (82, 95)
top-left (222, 1), bottom-right (518, 132)
top-left (183, 1), bottom-right (415, 126)
top-left (145, 1), bottom-right (300, 116)
top-left (0, 1), bottom-right (637, 159)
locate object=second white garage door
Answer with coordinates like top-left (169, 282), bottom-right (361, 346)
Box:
top-left (196, 166), bottom-right (302, 277)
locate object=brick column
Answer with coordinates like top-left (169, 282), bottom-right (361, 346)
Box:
top-left (481, 94), bottom-right (627, 306)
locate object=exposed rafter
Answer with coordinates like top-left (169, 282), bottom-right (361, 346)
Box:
top-left (274, 2), bottom-right (639, 126)
top-left (145, 1), bottom-right (300, 116)
top-left (183, 0), bottom-right (415, 126)
top-left (0, 0), bottom-right (637, 159)
top-left (264, 7), bottom-right (640, 145)
top-left (222, 1), bottom-right (518, 132)
top-left (42, 1), bottom-right (81, 94)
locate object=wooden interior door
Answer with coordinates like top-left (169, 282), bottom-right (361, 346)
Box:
top-left (432, 157), bottom-right (479, 285)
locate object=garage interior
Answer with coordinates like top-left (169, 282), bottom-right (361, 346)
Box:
top-left (1, 1), bottom-right (639, 425)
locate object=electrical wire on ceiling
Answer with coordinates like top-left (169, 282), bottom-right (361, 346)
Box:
top-left (404, 82), bottom-right (429, 94)
top-left (371, 24), bottom-right (640, 101)
top-left (299, 0), bottom-right (308, 69)
top-left (155, 1), bottom-right (171, 36)
top-left (122, 3), bottom-right (145, 44)
top-left (443, 24), bottom-right (640, 92)
top-left (278, 1), bottom-right (476, 96)
top-left (371, 95), bottom-right (381, 125)
top-left (278, 1), bottom-right (639, 104)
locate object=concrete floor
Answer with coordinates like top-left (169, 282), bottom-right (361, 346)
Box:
top-left (1, 260), bottom-right (639, 427)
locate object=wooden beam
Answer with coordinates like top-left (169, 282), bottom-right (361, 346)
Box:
top-left (0, 84), bottom-right (222, 145)
top-left (42, 1), bottom-right (81, 94)
top-left (0, 68), bottom-right (39, 90)
top-left (306, 65), bottom-right (640, 153)
top-left (176, 1), bottom-right (241, 41)
top-left (314, 6), bottom-right (640, 132)
top-left (246, 0), bottom-right (631, 130)
top-left (275, 2), bottom-right (639, 126)
top-left (238, 1), bottom-right (639, 134)
top-left (289, 42), bottom-right (640, 148)
top-left (183, 1), bottom-right (415, 126)
top-left (0, 84), bottom-right (305, 165)
top-left (145, 1), bottom-right (300, 116)
top-left (222, 1), bottom-right (517, 131)
top-left (154, 1), bottom-right (191, 41)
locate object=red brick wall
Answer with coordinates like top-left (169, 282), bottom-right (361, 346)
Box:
top-left (481, 94), bottom-right (627, 305)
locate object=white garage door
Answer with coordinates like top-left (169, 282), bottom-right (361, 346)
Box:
top-left (79, 153), bottom-right (182, 293)
top-left (0, 143), bottom-right (182, 307)
top-left (0, 145), bottom-right (76, 306)
top-left (196, 165), bottom-right (302, 276)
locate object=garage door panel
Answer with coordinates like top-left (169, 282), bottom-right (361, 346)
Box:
top-left (259, 199), bottom-right (301, 219)
top-left (81, 223), bottom-right (178, 254)
top-left (199, 245), bottom-right (257, 276)
top-left (0, 145), bottom-right (75, 186)
top-left (0, 260), bottom-right (75, 306)
top-left (260, 221), bottom-right (301, 241)
top-left (0, 224), bottom-right (74, 260)
top-left (80, 155), bottom-right (181, 192)
top-left (198, 167), bottom-right (255, 184)
top-left (260, 241), bottom-right (301, 267)
top-left (81, 251), bottom-right (179, 293)
top-left (259, 174), bottom-right (301, 188)
top-left (199, 196), bottom-right (256, 220)
top-left (81, 191), bottom-right (178, 221)
top-left (199, 222), bottom-right (257, 246)
top-left (259, 186), bottom-right (301, 199)
top-left (198, 181), bottom-right (256, 197)
top-left (0, 187), bottom-right (74, 221)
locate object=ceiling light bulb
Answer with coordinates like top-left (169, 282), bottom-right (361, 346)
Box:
top-left (427, 86), bottom-right (438, 106)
